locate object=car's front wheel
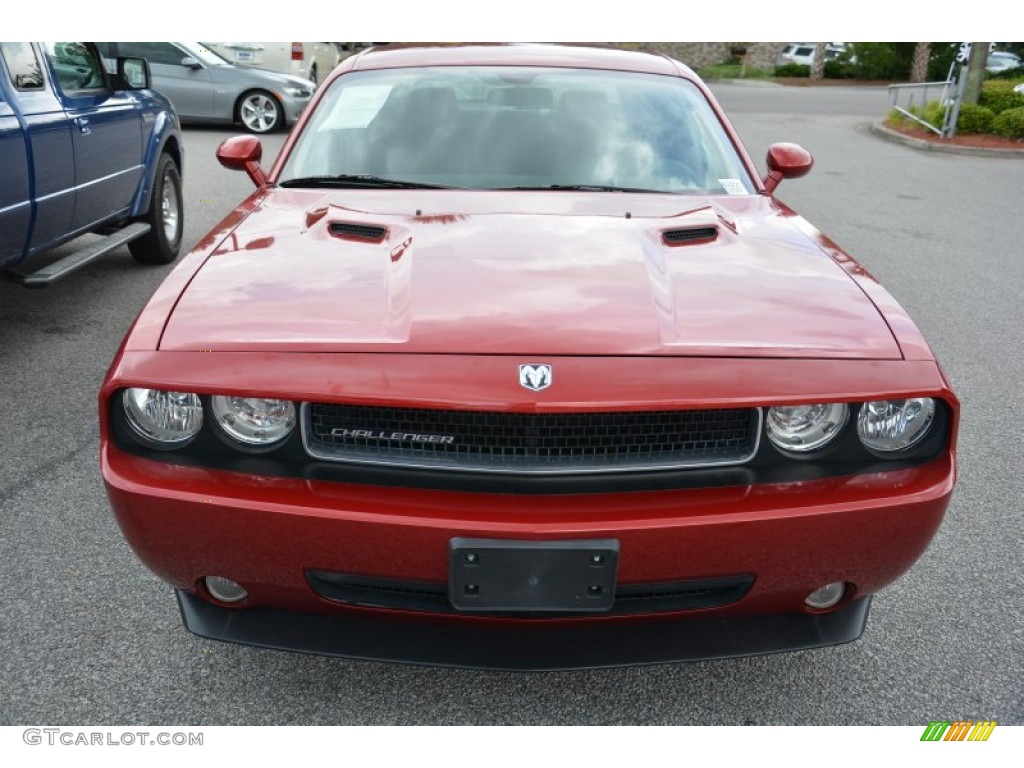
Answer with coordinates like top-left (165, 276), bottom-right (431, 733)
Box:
top-left (129, 153), bottom-right (183, 265)
top-left (237, 90), bottom-right (283, 134)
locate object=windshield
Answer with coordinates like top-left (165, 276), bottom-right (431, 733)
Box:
top-left (192, 43), bottom-right (231, 66)
top-left (280, 66), bottom-right (756, 194)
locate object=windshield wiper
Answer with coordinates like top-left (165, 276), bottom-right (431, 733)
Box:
top-left (279, 174), bottom-right (456, 189)
top-left (494, 184), bottom-right (665, 193)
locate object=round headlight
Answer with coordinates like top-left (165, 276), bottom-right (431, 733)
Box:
top-left (210, 396), bottom-right (296, 447)
top-left (122, 388), bottom-right (203, 447)
top-left (857, 398), bottom-right (936, 453)
top-left (766, 403), bottom-right (849, 453)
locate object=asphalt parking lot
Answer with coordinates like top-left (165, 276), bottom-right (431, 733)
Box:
top-left (1, 81), bottom-right (1021, 725)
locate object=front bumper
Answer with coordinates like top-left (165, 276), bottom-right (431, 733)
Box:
top-left (279, 93), bottom-right (310, 124)
top-left (104, 438), bottom-right (953, 667)
top-left (178, 589), bottom-right (872, 670)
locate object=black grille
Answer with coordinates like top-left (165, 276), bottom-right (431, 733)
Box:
top-left (662, 226), bottom-right (718, 245)
top-left (329, 222), bottom-right (388, 241)
top-left (307, 571), bottom-right (753, 616)
top-left (303, 404), bottom-right (759, 474)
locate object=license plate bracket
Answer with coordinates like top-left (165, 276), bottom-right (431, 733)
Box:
top-left (449, 538), bottom-right (619, 613)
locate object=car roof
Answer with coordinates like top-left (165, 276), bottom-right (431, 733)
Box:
top-left (346, 43), bottom-right (687, 78)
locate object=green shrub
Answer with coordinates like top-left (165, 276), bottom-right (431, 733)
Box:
top-left (697, 63), bottom-right (773, 80)
top-left (926, 101), bottom-right (949, 128)
top-left (824, 60), bottom-right (854, 79)
top-left (774, 63), bottom-right (810, 77)
top-left (980, 81), bottom-right (1024, 114)
top-left (983, 79), bottom-right (1021, 93)
top-left (956, 104), bottom-right (995, 134)
top-left (993, 106), bottom-right (1024, 138)
top-left (910, 100), bottom-right (943, 128)
top-left (988, 66), bottom-right (1024, 80)
top-left (887, 101), bottom-right (949, 131)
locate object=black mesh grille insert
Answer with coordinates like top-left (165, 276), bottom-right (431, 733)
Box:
top-left (329, 222), bottom-right (388, 241)
top-left (303, 404), bottom-right (759, 473)
top-left (307, 571), bottom-right (753, 616)
top-left (663, 226), bottom-right (718, 245)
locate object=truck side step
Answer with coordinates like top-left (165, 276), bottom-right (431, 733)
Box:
top-left (5, 222), bottom-right (152, 288)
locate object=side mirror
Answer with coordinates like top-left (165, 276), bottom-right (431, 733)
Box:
top-left (217, 135), bottom-right (268, 188)
top-left (763, 143), bottom-right (813, 194)
top-left (117, 57), bottom-right (150, 89)
top-left (180, 56), bottom-right (202, 70)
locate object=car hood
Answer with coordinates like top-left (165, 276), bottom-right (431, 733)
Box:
top-left (160, 190), bottom-right (901, 359)
top-left (221, 67), bottom-right (313, 90)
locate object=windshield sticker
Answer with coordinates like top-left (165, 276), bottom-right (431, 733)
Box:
top-left (718, 179), bottom-right (747, 195)
top-left (321, 85), bottom-right (393, 130)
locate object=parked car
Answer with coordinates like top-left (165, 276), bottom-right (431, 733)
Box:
top-left (777, 42), bottom-right (848, 68)
top-left (1, 42), bottom-right (183, 287)
top-left (205, 42), bottom-right (340, 86)
top-left (97, 42), bottom-right (314, 134)
top-left (101, 44), bottom-right (958, 670)
top-left (986, 51), bottom-right (1022, 73)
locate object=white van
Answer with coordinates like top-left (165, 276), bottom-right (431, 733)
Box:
top-left (206, 42), bottom-right (341, 86)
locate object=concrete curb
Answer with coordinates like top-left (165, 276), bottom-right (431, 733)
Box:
top-left (868, 121), bottom-right (1024, 159)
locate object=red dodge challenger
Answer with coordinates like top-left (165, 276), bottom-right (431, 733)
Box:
top-left (100, 44), bottom-right (958, 669)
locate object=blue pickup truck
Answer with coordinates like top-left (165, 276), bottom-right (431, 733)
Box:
top-left (0, 42), bottom-right (183, 287)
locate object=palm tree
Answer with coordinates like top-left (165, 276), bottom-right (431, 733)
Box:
top-left (910, 42), bottom-right (931, 83)
top-left (811, 43), bottom-right (826, 81)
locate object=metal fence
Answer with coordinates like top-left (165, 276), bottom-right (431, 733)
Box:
top-left (888, 64), bottom-right (969, 138)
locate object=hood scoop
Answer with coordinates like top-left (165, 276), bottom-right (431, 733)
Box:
top-left (330, 221), bottom-right (389, 243)
top-left (662, 225), bottom-right (719, 247)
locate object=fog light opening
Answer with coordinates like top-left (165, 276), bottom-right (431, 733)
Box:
top-left (805, 581), bottom-right (846, 610)
top-left (205, 576), bottom-right (248, 604)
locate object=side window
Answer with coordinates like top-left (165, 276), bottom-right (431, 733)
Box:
top-left (115, 42), bottom-right (187, 67)
top-left (0, 42), bottom-right (45, 91)
top-left (44, 42), bottom-right (106, 92)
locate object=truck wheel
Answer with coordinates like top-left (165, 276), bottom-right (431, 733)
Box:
top-left (237, 90), bottom-right (283, 134)
top-left (129, 153), bottom-right (183, 265)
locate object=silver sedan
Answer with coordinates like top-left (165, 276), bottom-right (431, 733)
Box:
top-left (98, 42), bottom-right (314, 133)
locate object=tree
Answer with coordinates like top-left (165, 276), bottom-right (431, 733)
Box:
top-left (811, 43), bottom-right (826, 81)
top-left (910, 42), bottom-right (931, 83)
top-left (963, 42), bottom-right (989, 105)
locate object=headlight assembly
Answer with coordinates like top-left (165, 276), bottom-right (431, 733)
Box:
top-left (210, 395), bottom-right (296, 449)
top-left (122, 388), bottom-right (203, 448)
top-left (766, 403), bottom-right (849, 453)
top-left (857, 398), bottom-right (936, 453)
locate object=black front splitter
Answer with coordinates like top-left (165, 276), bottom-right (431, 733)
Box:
top-left (177, 591), bottom-right (871, 671)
